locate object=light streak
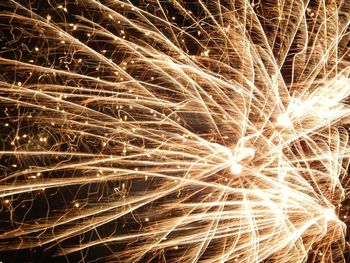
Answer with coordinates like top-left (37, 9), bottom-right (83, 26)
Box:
top-left (0, 0), bottom-right (349, 262)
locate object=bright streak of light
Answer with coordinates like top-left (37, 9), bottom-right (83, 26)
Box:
top-left (0, 0), bottom-right (349, 262)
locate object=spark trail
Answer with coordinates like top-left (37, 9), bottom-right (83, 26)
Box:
top-left (0, 0), bottom-right (349, 262)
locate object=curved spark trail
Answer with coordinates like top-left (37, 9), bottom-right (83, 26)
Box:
top-left (0, 0), bottom-right (349, 262)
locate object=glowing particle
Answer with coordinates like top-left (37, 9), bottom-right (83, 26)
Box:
top-left (277, 113), bottom-right (292, 127)
top-left (230, 161), bottom-right (243, 174)
top-left (324, 208), bottom-right (337, 222)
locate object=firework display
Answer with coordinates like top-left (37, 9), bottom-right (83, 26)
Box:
top-left (0, 0), bottom-right (349, 262)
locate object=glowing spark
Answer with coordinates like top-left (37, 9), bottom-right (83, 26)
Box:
top-left (277, 113), bottom-right (292, 127)
top-left (324, 208), bottom-right (337, 222)
top-left (230, 161), bottom-right (243, 174)
top-left (0, 0), bottom-right (349, 262)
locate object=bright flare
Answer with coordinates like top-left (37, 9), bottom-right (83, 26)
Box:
top-left (0, 0), bottom-right (349, 262)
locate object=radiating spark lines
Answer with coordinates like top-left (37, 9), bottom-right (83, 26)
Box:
top-left (0, 0), bottom-right (349, 262)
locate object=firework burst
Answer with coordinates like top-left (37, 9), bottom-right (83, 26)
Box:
top-left (0, 0), bottom-right (349, 262)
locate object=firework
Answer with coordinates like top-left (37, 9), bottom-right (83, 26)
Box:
top-left (0, 0), bottom-right (349, 262)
